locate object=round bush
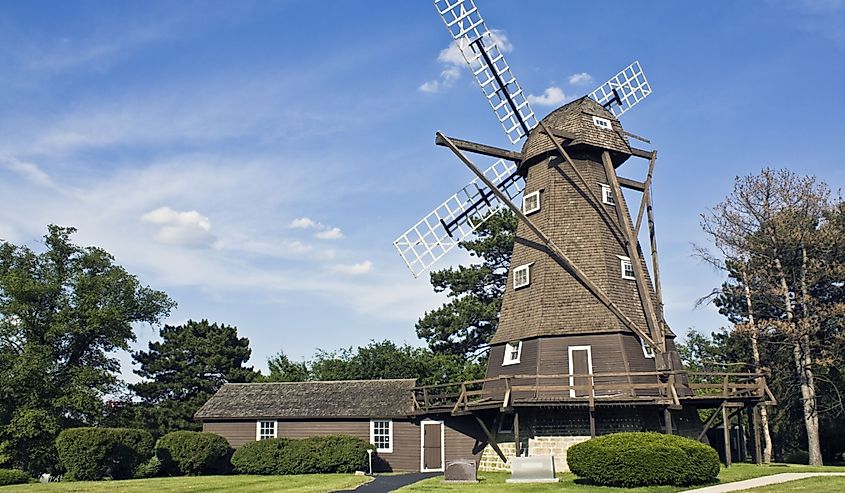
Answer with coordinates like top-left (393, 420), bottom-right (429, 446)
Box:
top-left (231, 435), bottom-right (370, 475)
top-left (0, 468), bottom-right (30, 486)
top-left (55, 428), bottom-right (154, 481)
top-left (155, 431), bottom-right (231, 476)
top-left (567, 432), bottom-right (720, 487)
top-left (133, 456), bottom-right (162, 479)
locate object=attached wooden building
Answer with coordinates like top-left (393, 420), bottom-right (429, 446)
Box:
top-left (195, 379), bottom-right (487, 472)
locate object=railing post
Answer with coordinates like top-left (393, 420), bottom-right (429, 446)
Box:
top-left (422, 388), bottom-right (429, 411)
top-left (722, 374), bottom-right (729, 398)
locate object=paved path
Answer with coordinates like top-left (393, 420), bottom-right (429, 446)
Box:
top-left (682, 472), bottom-right (845, 492)
top-left (337, 473), bottom-right (440, 493)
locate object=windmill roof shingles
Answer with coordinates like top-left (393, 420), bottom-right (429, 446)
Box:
top-left (194, 379), bottom-right (417, 420)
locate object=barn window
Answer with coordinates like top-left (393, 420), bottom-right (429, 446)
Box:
top-left (592, 116), bottom-right (612, 130)
top-left (619, 256), bottom-right (635, 280)
top-left (600, 184), bottom-right (614, 205)
top-left (641, 338), bottom-right (655, 358)
top-left (522, 191), bottom-right (540, 215)
top-left (370, 419), bottom-right (393, 453)
top-left (256, 420), bottom-right (277, 440)
top-left (502, 341), bottom-right (522, 366)
top-left (513, 264), bottom-right (531, 289)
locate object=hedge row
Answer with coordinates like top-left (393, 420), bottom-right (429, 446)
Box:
top-left (155, 431), bottom-right (231, 476)
top-left (55, 428), bottom-right (154, 481)
top-left (567, 432), bottom-right (720, 487)
top-left (231, 436), bottom-right (371, 475)
top-left (0, 468), bottom-right (30, 486)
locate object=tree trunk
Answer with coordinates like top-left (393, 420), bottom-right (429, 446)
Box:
top-left (774, 254), bottom-right (823, 465)
top-left (741, 268), bottom-right (773, 463)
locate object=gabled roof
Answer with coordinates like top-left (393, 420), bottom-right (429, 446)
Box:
top-left (194, 379), bottom-right (416, 420)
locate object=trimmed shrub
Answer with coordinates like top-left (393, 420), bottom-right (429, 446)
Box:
top-left (55, 428), bottom-right (154, 481)
top-left (784, 449), bottom-right (810, 465)
top-left (231, 436), bottom-right (370, 475)
top-left (155, 431), bottom-right (231, 476)
top-left (567, 432), bottom-right (720, 487)
top-left (0, 468), bottom-right (30, 486)
top-left (133, 456), bottom-right (163, 479)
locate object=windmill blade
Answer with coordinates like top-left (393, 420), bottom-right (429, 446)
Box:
top-left (589, 61), bottom-right (652, 118)
top-left (434, 0), bottom-right (538, 144)
top-left (394, 158), bottom-right (523, 277)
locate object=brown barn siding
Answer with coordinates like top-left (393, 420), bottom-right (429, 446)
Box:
top-left (203, 420), bottom-right (255, 448)
top-left (444, 416), bottom-right (486, 464)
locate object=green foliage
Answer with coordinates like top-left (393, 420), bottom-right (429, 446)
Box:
top-left (567, 432), bottom-right (720, 487)
top-left (416, 209), bottom-right (516, 359)
top-left (0, 468), bottom-right (30, 486)
top-left (231, 436), bottom-right (370, 475)
top-left (785, 449), bottom-right (810, 465)
top-left (264, 352), bottom-right (309, 382)
top-left (155, 431), bottom-right (231, 476)
top-left (55, 427), bottom-right (154, 481)
top-left (0, 225), bottom-right (174, 473)
top-left (131, 320), bottom-right (258, 437)
top-left (133, 456), bottom-right (162, 479)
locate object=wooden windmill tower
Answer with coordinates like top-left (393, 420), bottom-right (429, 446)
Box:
top-left (395, 0), bottom-right (769, 466)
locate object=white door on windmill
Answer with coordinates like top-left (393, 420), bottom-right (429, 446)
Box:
top-left (568, 346), bottom-right (593, 398)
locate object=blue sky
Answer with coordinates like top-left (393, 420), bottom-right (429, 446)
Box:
top-left (1, 1), bottom-right (843, 380)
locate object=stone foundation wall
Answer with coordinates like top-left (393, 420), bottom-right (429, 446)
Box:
top-left (478, 436), bottom-right (591, 473)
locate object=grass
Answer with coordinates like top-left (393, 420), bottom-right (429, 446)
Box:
top-left (740, 476), bottom-right (845, 492)
top-left (0, 474), bottom-right (369, 493)
top-left (397, 463), bottom-right (845, 492)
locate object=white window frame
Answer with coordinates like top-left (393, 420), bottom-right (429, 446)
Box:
top-left (502, 341), bottom-right (522, 366)
top-left (568, 345), bottom-right (594, 398)
top-left (513, 263), bottom-right (532, 289)
top-left (255, 420), bottom-right (277, 440)
top-left (522, 190), bottom-right (541, 215)
top-left (370, 419), bottom-right (393, 453)
top-left (419, 419), bottom-right (445, 472)
top-left (618, 255), bottom-right (635, 280)
top-left (592, 115), bottom-right (612, 130)
top-left (641, 338), bottom-right (655, 359)
top-left (600, 184), bottom-right (615, 205)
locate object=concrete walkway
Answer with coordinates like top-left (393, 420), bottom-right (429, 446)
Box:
top-left (338, 472), bottom-right (439, 493)
top-left (682, 472), bottom-right (845, 492)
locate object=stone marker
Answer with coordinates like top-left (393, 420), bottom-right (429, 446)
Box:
top-left (506, 455), bottom-right (559, 483)
top-left (444, 459), bottom-right (478, 483)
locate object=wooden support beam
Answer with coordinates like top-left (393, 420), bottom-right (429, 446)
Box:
top-left (749, 405), bottom-right (763, 465)
top-left (514, 411), bottom-right (521, 457)
top-left (737, 407), bottom-right (747, 462)
top-left (722, 404), bottom-right (732, 467)
top-left (438, 132), bottom-right (655, 348)
top-left (435, 133), bottom-right (522, 162)
top-left (473, 413), bottom-right (508, 464)
top-left (589, 408), bottom-right (596, 438)
top-left (601, 150), bottom-right (665, 359)
top-left (634, 152), bottom-right (657, 237)
top-left (618, 176), bottom-right (646, 192)
top-left (664, 407), bottom-right (674, 435)
top-left (631, 147), bottom-right (654, 159)
top-left (646, 180), bottom-right (666, 322)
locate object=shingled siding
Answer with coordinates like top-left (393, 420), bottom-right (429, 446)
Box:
top-left (203, 417), bottom-right (485, 473)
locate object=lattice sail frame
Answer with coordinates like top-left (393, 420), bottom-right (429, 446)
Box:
top-left (394, 158), bottom-right (523, 277)
top-left (434, 0), bottom-right (538, 144)
top-left (589, 61), bottom-right (652, 118)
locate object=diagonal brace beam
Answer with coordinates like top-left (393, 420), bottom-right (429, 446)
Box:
top-left (437, 132), bottom-right (655, 349)
top-left (473, 413), bottom-right (508, 463)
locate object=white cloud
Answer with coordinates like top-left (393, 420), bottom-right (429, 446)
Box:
top-left (568, 72), bottom-right (593, 86)
top-left (419, 30), bottom-right (513, 94)
top-left (289, 217), bottom-right (317, 229)
top-left (140, 206), bottom-right (216, 248)
top-left (315, 227), bottom-right (344, 240)
top-left (330, 260), bottom-right (373, 275)
top-left (0, 155), bottom-right (57, 189)
top-left (527, 86), bottom-right (567, 106)
top-left (418, 80), bottom-right (441, 93)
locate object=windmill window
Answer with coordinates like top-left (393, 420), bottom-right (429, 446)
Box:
top-left (641, 338), bottom-right (655, 358)
top-left (513, 263), bottom-right (531, 289)
top-left (502, 341), bottom-right (522, 366)
top-left (370, 419), bottom-right (393, 453)
top-left (592, 116), bottom-right (612, 130)
top-left (522, 191), bottom-right (540, 215)
top-left (600, 184), bottom-right (615, 205)
top-left (256, 420), bottom-right (277, 440)
top-left (619, 256), bottom-right (636, 280)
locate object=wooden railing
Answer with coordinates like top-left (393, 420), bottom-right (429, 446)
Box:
top-left (411, 371), bottom-right (772, 414)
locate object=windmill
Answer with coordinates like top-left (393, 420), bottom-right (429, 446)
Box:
top-left (394, 0), bottom-right (769, 467)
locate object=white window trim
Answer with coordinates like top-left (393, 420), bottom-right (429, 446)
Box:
top-left (568, 345), bottom-right (594, 398)
top-left (641, 338), bottom-right (655, 359)
top-left (600, 183), bottom-right (615, 205)
top-left (592, 115), bottom-right (612, 130)
top-left (513, 263), bottom-right (532, 289)
top-left (370, 419), bottom-right (393, 454)
top-left (419, 419), bottom-right (445, 472)
top-left (617, 255), bottom-right (636, 280)
top-left (502, 341), bottom-right (523, 366)
top-left (522, 190), bottom-right (541, 215)
top-left (255, 420), bottom-right (277, 441)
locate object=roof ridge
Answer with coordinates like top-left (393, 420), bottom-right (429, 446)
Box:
top-left (223, 378), bottom-right (416, 386)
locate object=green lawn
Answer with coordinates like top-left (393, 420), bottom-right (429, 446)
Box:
top-left (397, 464), bottom-right (845, 492)
top-left (740, 476), bottom-right (845, 493)
top-left (0, 474), bottom-right (369, 493)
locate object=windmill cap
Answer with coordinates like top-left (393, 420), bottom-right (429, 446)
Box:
top-left (521, 96), bottom-right (633, 168)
